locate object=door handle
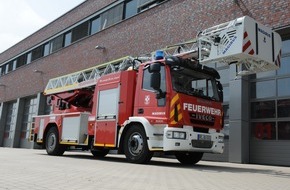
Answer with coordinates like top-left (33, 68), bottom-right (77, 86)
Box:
top-left (138, 108), bottom-right (144, 114)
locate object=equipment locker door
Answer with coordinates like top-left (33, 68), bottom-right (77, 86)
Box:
top-left (95, 85), bottom-right (120, 147)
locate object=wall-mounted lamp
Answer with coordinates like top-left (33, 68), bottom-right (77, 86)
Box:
top-left (95, 45), bottom-right (106, 50)
top-left (33, 69), bottom-right (43, 74)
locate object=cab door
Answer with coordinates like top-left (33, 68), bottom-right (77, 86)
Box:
top-left (134, 65), bottom-right (167, 122)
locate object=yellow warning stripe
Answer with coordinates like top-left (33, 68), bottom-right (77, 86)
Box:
top-left (170, 94), bottom-right (180, 107)
top-left (95, 143), bottom-right (115, 147)
top-left (60, 142), bottom-right (78, 145)
top-left (169, 94), bottom-right (184, 124)
top-left (170, 103), bottom-right (181, 118)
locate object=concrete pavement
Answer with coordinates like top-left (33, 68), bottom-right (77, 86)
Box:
top-left (0, 147), bottom-right (289, 190)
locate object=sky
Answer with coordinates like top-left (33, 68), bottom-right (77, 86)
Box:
top-left (0, 0), bottom-right (85, 53)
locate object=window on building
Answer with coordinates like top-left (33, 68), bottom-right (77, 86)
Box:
top-left (43, 42), bottom-right (50, 56)
top-left (278, 77), bottom-right (290, 97)
top-left (1, 65), bottom-right (6, 75)
top-left (5, 63), bottom-right (9, 74)
top-left (90, 16), bottom-right (101, 35)
top-left (50, 35), bottom-right (64, 53)
top-left (1, 65), bottom-right (5, 75)
top-left (125, 0), bottom-right (138, 19)
top-left (27, 52), bottom-right (32, 64)
top-left (251, 101), bottom-right (276, 119)
top-left (31, 46), bottom-right (44, 62)
top-left (0, 66), bottom-right (5, 76)
top-left (64, 31), bottom-right (72, 47)
top-left (12, 60), bottom-right (17, 71)
top-left (71, 21), bottom-right (89, 43)
top-left (278, 122), bottom-right (290, 140)
top-left (277, 99), bottom-right (290, 117)
top-left (101, 3), bottom-right (123, 29)
top-left (5, 61), bottom-right (15, 73)
top-left (138, 0), bottom-right (165, 12)
top-left (251, 80), bottom-right (276, 99)
top-left (282, 39), bottom-right (290, 54)
top-left (252, 122), bottom-right (276, 140)
top-left (278, 57), bottom-right (290, 77)
top-left (17, 54), bottom-right (27, 68)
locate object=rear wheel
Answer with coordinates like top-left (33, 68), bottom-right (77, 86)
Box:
top-left (45, 127), bottom-right (65, 156)
top-left (175, 152), bottom-right (203, 165)
top-left (123, 125), bottom-right (153, 164)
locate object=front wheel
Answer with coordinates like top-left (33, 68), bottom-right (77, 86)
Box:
top-left (45, 127), bottom-right (65, 156)
top-left (175, 152), bottom-right (203, 165)
top-left (123, 126), bottom-right (153, 164)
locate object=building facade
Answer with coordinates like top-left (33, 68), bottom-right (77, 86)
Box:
top-left (0, 0), bottom-right (289, 166)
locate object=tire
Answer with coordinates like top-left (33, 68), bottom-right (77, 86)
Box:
top-left (175, 152), bottom-right (203, 165)
top-left (45, 127), bottom-right (65, 156)
top-left (123, 125), bottom-right (153, 164)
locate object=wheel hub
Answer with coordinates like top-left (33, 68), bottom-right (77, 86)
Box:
top-left (128, 133), bottom-right (144, 156)
top-left (48, 134), bottom-right (56, 150)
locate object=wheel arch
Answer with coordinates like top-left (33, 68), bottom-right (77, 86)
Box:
top-left (118, 122), bottom-right (143, 154)
top-left (118, 117), bottom-right (157, 154)
top-left (42, 123), bottom-right (58, 148)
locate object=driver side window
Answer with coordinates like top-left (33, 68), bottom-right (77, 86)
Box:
top-left (142, 66), bottom-right (166, 106)
top-left (142, 66), bottom-right (166, 92)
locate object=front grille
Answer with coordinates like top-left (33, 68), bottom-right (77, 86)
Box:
top-left (192, 140), bottom-right (213, 148)
top-left (193, 127), bottom-right (208, 133)
top-left (190, 119), bottom-right (214, 126)
top-left (189, 113), bottom-right (215, 126)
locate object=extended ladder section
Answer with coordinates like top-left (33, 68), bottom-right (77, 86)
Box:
top-left (44, 56), bottom-right (137, 95)
top-left (159, 16), bottom-right (282, 76)
top-left (45, 16), bottom-right (282, 95)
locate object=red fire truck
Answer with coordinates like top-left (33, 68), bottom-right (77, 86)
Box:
top-left (30, 16), bottom-right (281, 164)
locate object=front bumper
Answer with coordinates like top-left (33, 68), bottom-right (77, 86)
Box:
top-left (163, 126), bottom-right (224, 154)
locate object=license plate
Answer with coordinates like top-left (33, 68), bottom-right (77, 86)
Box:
top-left (198, 134), bottom-right (211, 141)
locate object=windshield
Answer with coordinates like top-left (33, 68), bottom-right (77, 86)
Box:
top-left (171, 68), bottom-right (220, 101)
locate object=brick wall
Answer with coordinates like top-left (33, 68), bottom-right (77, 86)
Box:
top-left (0, 0), bottom-right (289, 102)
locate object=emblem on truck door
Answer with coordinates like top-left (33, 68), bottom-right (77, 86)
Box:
top-left (145, 95), bottom-right (150, 105)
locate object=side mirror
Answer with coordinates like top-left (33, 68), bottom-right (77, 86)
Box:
top-left (150, 73), bottom-right (161, 91)
top-left (217, 81), bottom-right (223, 91)
top-left (149, 62), bottom-right (166, 99)
top-left (149, 62), bottom-right (161, 73)
top-left (216, 81), bottom-right (223, 102)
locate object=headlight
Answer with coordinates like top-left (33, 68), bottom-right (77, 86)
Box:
top-left (166, 131), bottom-right (186, 140)
top-left (218, 135), bottom-right (224, 143)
